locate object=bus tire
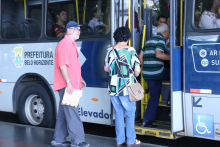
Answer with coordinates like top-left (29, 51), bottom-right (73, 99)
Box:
top-left (18, 83), bottom-right (55, 128)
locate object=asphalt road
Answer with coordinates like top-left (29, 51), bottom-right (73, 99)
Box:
top-left (0, 112), bottom-right (219, 147)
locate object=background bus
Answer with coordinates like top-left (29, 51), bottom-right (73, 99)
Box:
top-left (1, 0), bottom-right (220, 142)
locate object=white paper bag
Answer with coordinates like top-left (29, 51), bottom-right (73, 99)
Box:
top-left (61, 88), bottom-right (83, 107)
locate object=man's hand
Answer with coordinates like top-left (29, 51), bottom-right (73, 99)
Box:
top-left (102, 24), bottom-right (108, 27)
top-left (81, 79), bottom-right (86, 89)
top-left (67, 82), bottom-right (74, 95)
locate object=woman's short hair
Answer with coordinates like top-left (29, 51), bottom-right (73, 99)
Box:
top-left (113, 27), bottom-right (131, 43)
top-left (156, 23), bottom-right (169, 34)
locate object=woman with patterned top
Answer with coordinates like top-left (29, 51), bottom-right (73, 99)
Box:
top-left (199, 0), bottom-right (220, 29)
top-left (104, 27), bottom-right (141, 147)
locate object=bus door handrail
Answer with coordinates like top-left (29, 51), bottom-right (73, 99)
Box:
top-left (24, 0), bottom-right (27, 19)
top-left (75, 0), bottom-right (79, 24)
top-left (180, 0), bottom-right (184, 46)
top-left (83, 0), bottom-right (87, 23)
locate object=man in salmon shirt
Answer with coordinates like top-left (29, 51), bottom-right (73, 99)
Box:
top-left (51, 21), bottom-right (89, 147)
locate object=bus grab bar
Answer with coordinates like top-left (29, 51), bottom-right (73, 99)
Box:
top-left (180, 0), bottom-right (184, 46)
top-left (83, 0), bottom-right (87, 23)
top-left (75, 0), bottom-right (79, 24)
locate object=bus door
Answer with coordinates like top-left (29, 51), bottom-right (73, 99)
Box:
top-left (170, 0), bottom-right (184, 134)
top-left (110, 0), bottom-right (142, 125)
top-left (184, 0), bottom-right (220, 140)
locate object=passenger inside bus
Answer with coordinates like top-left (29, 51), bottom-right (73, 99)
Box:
top-left (139, 23), bottom-right (170, 128)
top-left (165, 16), bottom-right (170, 54)
top-left (52, 9), bottom-right (67, 37)
top-left (152, 15), bottom-right (167, 36)
top-left (125, 11), bottom-right (143, 34)
top-left (88, 7), bottom-right (108, 34)
top-left (199, 0), bottom-right (220, 29)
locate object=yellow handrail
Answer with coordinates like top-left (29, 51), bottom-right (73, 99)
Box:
top-left (24, 0), bottom-right (26, 19)
top-left (144, 0), bottom-right (146, 9)
top-left (75, 0), bottom-right (79, 24)
top-left (128, 0), bottom-right (131, 46)
top-left (141, 0), bottom-right (147, 119)
top-left (83, 0), bottom-right (87, 23)
top-left (180, 0), bottom-right (184, 46)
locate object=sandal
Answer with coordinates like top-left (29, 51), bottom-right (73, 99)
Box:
top-left (126, 139), bottom-right (141, 147)
top-left (116, 141), bottom-right (126, 147)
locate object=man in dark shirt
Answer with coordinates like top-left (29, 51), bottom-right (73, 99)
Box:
top-left (52, 9), bottom-right (67, 37)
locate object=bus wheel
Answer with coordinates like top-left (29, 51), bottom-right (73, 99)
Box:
top-left (18, 83), bottom-right (55, 127)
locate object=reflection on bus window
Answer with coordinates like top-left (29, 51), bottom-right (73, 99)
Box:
top-left (47, 0), bottom-right (110, 38)
top-left (2, 0), bottom-right (42, 40)
top-left (195, 0), bottom-right (220, 29)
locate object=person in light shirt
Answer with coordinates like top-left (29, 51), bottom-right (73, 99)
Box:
top-left (88, 7), bottom-right (108, 33)
top-left (199, 0), bottom-right (220, 29)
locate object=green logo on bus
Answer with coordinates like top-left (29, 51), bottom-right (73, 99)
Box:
top-left (13, 47), bottom-right (24, 68)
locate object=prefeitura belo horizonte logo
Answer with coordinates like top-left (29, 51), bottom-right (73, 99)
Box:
top-left (13, 47), bottom-right (24, 68)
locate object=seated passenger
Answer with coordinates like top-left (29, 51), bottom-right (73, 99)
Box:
top-left (138, 23), bottom-right (170, 128)
top-left (199, 0), bottom-right (220, 29)
top-left (152, 15), bottom-right (167, 36)
top-left (88, 7), bottom-right (107, 33)
top-left (52, 9), bottom-right (67, 37)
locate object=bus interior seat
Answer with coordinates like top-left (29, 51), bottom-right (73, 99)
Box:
top-left (2, 21), bottom-right (21, 39)
top-left (47, 20), bottom-right (54, 37)
top-left (80, 24), bottom-right (94, 35)
top-left (20, 18), bottom-right (41, 39)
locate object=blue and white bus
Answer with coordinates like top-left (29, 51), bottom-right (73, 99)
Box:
top-left (0, 0), bottom-right (220, 141)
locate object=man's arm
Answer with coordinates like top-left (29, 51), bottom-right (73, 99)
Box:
top-left (138, 52), bottom-right (144, 67)
top-left (60, 65), bottom-right (74, 95)
top-left (155, 49), bottom-right (170, 60)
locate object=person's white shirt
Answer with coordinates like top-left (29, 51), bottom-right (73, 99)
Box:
top-left (199, 11), bottom-right (220, 29)
top-left (152, 25), bottom-right (157, 36)
top-left (88, 17), bottom-right (104, 31)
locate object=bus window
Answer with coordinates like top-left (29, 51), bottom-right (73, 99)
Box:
top-left (195, 0), bottom-right (220, 29)
top-left (1, 0), bottom-right (42, 40)
top-left (47, 0), bottom-right (110, 38)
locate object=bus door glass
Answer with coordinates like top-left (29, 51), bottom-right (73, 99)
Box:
top-left (170, 0), bottom-right (184, 134)
top-left (184, 0), bottom-right (220, 139)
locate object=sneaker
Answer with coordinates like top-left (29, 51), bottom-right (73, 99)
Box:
top-left (71, 142), bottom-right (89, 147)
top-left (141, 121), bottom-right (157, 128)
top-left (51, 140), bottom-right (71, 146)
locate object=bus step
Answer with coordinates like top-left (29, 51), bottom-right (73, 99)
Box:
top-left (135, 121), bottom-right (174, 139)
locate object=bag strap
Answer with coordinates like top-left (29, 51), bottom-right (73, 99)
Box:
top-left (111, 47), bottom-right (138, 88)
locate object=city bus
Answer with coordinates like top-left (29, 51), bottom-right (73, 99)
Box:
top-left (0, 0), bottom-right (220, 142)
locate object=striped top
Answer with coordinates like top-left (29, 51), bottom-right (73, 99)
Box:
top-left (141, 33), bottom-right (165, 79)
